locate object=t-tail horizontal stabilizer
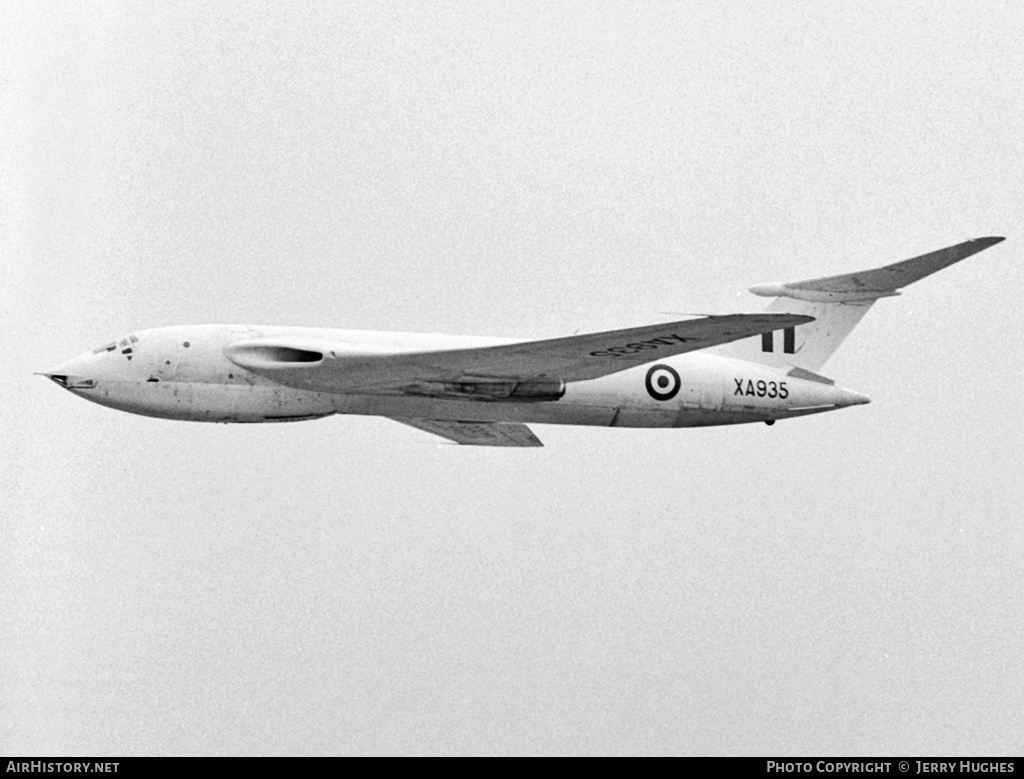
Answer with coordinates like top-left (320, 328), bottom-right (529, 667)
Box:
top-left (749, 236), bottom-right (1006, 302)
top-left (712, 237), bottom-right (1005, 372)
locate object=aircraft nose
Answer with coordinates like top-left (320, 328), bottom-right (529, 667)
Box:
top-left (38, 356), bottom-right (100, 390)
top-left (39, 372), bottom-right (97, 389)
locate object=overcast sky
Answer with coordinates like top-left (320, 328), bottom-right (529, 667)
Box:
top-left (5, 0), bottom-right (1024, 755)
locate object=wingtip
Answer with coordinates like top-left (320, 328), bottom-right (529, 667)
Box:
top-left (974, 236), bottom-right (1006, 246)
top-left (781, 313), bottom-right (816, 325)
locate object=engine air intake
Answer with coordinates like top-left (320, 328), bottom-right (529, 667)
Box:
top-left (226, 343), bottom-right (324, 369)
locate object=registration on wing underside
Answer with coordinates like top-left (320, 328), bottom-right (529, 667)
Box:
top-left (588, 332), bottom-right (697, 358)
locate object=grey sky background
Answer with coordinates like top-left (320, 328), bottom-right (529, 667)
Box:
top-left (5, 0), bottom-right (1024, 755)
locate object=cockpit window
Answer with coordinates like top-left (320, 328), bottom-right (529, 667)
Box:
top-left (92, 334), bottom-right (138, 355)
top-left (119, 334), bottom-right (138, 359)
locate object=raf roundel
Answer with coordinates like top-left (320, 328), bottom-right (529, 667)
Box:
top-left (645, 364), bottom-right (681, 401)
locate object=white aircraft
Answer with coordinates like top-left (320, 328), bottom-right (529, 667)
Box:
top-left (42, 237), bottom-right (1003, 447)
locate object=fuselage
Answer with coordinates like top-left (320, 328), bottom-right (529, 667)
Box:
top-left (43, 325), bottom-right (869, 429)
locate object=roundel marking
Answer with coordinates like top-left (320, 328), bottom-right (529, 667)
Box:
top-left (645, 364), bottom-right (681, 401)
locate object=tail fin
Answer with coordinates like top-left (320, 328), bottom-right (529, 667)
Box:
top-left (712, 237), bottom-right (1005, 372)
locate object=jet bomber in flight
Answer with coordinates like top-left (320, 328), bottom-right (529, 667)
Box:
top-left (42, 237), bottom-right (1004, 446)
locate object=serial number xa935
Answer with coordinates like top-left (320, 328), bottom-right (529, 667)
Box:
top-left (734, 378), bottom-right (789, 399)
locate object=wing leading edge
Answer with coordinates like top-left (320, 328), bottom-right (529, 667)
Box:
top-left (396, 313), bottom-right (815, 382)
top-left (227, 313), bottom-right (814, 393)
